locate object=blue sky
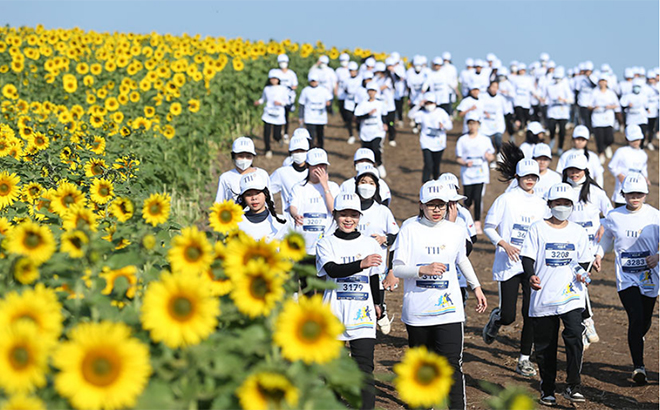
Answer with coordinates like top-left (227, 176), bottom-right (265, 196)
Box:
top-left (2, 1), bottom-right (658, 75)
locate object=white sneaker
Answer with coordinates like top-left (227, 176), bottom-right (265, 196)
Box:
top-left (377, 314), bottom-right (394, 335)
top-left (347, 136), bottom-right (356, 144)
top-left (647, 142), bottom-right (655, 151)
top-left (389, 140), bottom-right (397, 147)
top-left (377, 165), bottom-right (387, 178)
top-left (599, 153), bottom-right (606, 164)
top-left (409, 120), bottom-right (416, 128)
top-left (412, 126), bottom-right (419, 134)
top-left (605, 146), bottom-right (613, 159)
top-left (582, 332), bottom-right (591, 351)
top-left (583, 318), bottom-right (599, 343)
top-left (265, 150), bottom-right (273, 159)
top-left (397, 120), bottom-right (404, 128)
top-left (283, 134), bottom-right (290, 144)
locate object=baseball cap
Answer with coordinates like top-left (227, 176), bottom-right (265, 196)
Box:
top-left (625, 124), bottom-right (644, 141)
top-left (339, 53), bottom-right (350, 62)
top-left (239, 171), bottom-right (267, 195)
top-left (419, 180), bottom-right (452, 203)
top-left (375, 62), bottom-right (386, 72)
top-left (354, 148), bottom-right (375, 163)
top-left (584, 61), bottom-right (594, 71)
top-left (474, 59), bottom-right (485, 67)
top-left (289, 135), bottom-right (309, 152)
top-left (553, 66), bottom-right (565, 79)
top-left (308, 72), bottom-right (320, 82)
top-left (516, 158), bottom-right (541, 177)
top-left (539, 52), bottom-right (550, 61)
top-left (486, 53), bottom-right (497, 62)
top-left (390, 52), bottom-right (401, 63)
top-left (438, 172), bottom-right (460, 189)
top-left (442, 52), bottom-right (452, 60)
top-left (362, 71), bottom-right (374, 80)
top-left (334, 193), bottom-right (362, 213)
top-left (385, 57), bottom-right (396, 66)
top-left (572, 125), bottom-right (590, 140)
top-left (518, 63), bottom-right (527, 70)
top-left (307, 148), bottom-right (330, 166)
top-left (357, 163), bottom-right (380, 180)
top-left (532, 143), bottom-right (552, 159)
top-left (268, 69), bottom-right (281, 80)
top-left (432, 56), bottom-right (443, 66)
top-left (564, 154), bottom-right (588, 170)
top-left (424, 92), bottom-right (437, 103)
top-left (413, 55), bottom-right (426, 66)
top-left (527, 121), bottom-right (545, 135)
top-left (232, 137), bottom-right (257, 155)
top-left (348, 61), bottom-right (359, 71)
top-left (547, 60), bottom-right (556, 69)
top-left (366, 57), bottom-right (376, 67)
top-left (465, 57), bottom-right (474, 66)
top-left (622, 172), bottom-right (649, 194)
top-left (277, 54), bottom-right (289, 63)
top-left (465, 110), bottom-right (482, 123)
top-left (547, 183), bottom-right (575, 203)
top-left (319, 55), bottom-right (329, 64)
top-left (624, 68), bottom-right (634, 79)
top-left (447, 185), bottom-right (466, 201)
top-left (366, 82), bottom-right (379, 91)
top-left (292, 127), bottom-right (311, 140)
top-left (498, 67), bottom-right (510, 77)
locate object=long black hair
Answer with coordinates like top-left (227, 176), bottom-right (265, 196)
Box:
top-left (525, 130), bottom-right (542, 144)
top-left (496, 141), bottom-right (525, 183)
top-left (561, 168), bottom-right (602, 204)
top-left (355, 173), bottom-right (383, 205)
top-left (238, 187), bottom-right (286, 224)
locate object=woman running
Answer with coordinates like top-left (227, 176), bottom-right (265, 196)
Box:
top-left (214, 137), bottom-right (270, 204)
top-left (340, 148), bottom-right (392, 207)
top-left (269, 135), bottom-right (309, 222)
top-left (354, 82), bottom-right (387, 177)
top-left (556, 125), bottom-right (604, 187)
top-left (299, 72), bottom-right (333, 148)
top-left (413, 92), bottom-right (453, 183)
top-left (237, 172), bottom-right (287, 241)
top-left (588, 75), bottom-right (621, 163)
top-left (609, 124), bottom-right (649, 207)
top-left (254, 69), bottom-right (288, 158)
top-left (275, 54), bottom-right (298, 143)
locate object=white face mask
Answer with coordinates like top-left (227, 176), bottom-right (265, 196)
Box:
top-left (319, 63), bottom-right (328, 69)
top-left (425, 104), bottom-right (436, 112)
top-left (291, 152), bottom-right (306, 165)
top-left (568, 175), bottom-right (586, 187)
top-left (279, 62), bottom-right (288, 69)
top-left (414, 65), bottom-right (423, 73)
top-left (551, 205), bottom-right (573, 221)
top-left (235, 158), bottom-right (252, 171)
top-left (357, 184), bottom-right (377, 199)
top-left (340, 60), bottom-right (349, 68)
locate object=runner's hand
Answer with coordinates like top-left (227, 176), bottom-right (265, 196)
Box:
top-left (360, 254), bottom-right (382, 269)
top-left (530, 275), bottom-right (542, 290)
top-left (646, 254), bottom-right (659, 269)
top-left (500, 241), bottom-right (521, 262)
top-left (382, 270), bottom-right (399, 292)
top-left (294, 214), bottom-right (304, 226)
top-left (473, 286), bottom-right (487, 313)
top-left (419, 262), bottom-right (446, 276)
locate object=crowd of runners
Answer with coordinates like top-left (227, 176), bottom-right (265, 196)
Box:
top-left (215, 51), bottom-right (659, 409)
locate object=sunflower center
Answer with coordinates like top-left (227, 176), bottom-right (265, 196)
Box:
top-left (24, 232), bottom-right (42, 249)
top-left (99, 187), bottom-right (110, 196)
top-left (258, 384), bottom-right (286, 404)
top-left (250, 276), bottom-right (269, 300)
top-left (300, 319), bottom-right (322, 342)
top-left (70, 236), bottom-right (83, 249)
top-left (0, 183), bottom-right (8, 195)
top-left (415, 363), bottom-right (439, 385)
top-left (9, 346), bottom-right (30, 369)
top-left (288, 239), bottom-right (301, 250)
top-left (220, 210), bottom-right (232, 223)
top-left (169, 296), bottom-right (194, 320)
top-left (92, 164), bottom-right (103, 175)
top-left (29, 187), bottom-right (39, 196)
top-left (82, 353), bottom-right (121, 387)
top-left (185, 245), bottom-right (201, 262)
top-left (149, 203), bottom-right (161, 215)
top-left (63, 194), bottom-right (75, 205)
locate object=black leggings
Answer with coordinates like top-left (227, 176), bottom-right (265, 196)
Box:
top-left (382, 111), bottom-right (396, 142)
top-left (440, 102), bottom-right (452, 116)
top-left (422, 149), bottom-right (444, 183)
top-left (339, 102), bottom-right (354, 137)
top-left (406, 322), bottom-right (465, 410)
top-left (514, 107), bottom-right (530, 128)
top-left (505, 113), bottom-right (516, 138)
top-left (593, 126), bottom-right (614, 154)
top-left (263, 122), bottom-right (282, 152)
top-left (579, 106), bottom-right (592, 132)
top-left (495, 273), bottom-right (533, 356)
top-left (618, 286), bottom-right (657, 368)
top-left (284, 104), bottom-right (293, 136)
top-left (395, 98), bottom-right (404, 121)
top-left (349, 338), bottom-right (376, 410)
top-left (647, 117), bottom-right (658, 144)
top-left (306, 124), bottom-right (325, 149)
top-left (361, 138), bottom-right (383, 166)
top-left (463, 183), bottom-right (484, 221)
top-left (547, 118), bottom-right (568, 152)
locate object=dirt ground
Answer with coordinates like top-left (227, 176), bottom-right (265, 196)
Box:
top-left (213, 109), bottom-right (659, 409)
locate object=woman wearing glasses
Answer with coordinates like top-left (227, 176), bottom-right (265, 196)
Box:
top-left (392, 180), bottom-right (488, 410)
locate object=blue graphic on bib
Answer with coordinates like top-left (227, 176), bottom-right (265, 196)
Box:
top-left (345, 306), bottom-right (375, 331)
top-left (510, 224), bottom-right (529, 246)
top-left (354, 306), bottom-right (373, 322)
top-left (545, 243), bottom-right (575, 267)
top-left (576, 221), bottom-right (595, 241)
top-left (639, 271), bottom-right (655, 290)
top-left (622, 251), bottom-right (650, 274)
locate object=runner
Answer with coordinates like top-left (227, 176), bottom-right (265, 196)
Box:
top-left (556, 125), bottom-right (605, 187)
top-left (374, 61), bottom-right (397, 148)
top-left (406, 55), bottom-right (429, 133)
top-left (254, 69), bottom-right (288, 158)
top-left (298, 72), bottom-right (333, 148)
top-left (510, 63), bottom-right (536, 132)
top-left (457, 83), bottom-right (484, 134)
top-left (413, 92), bottom-right (453, 182)
top-left (595, 173), bottom-right (659, 385)
top-left (480, 81), bottom-right (508, 155)
top-left (520, 121), bottom-right (547, 159)
top-left (620, 78), bottom-right (650, 143)
top-left (609, 125), bottom-right (649, 207)
top-left (340, 148), bottom-right (392, 207)
top-left (392, 180), bottom-right (487, 410)
top-left (269, 134), bottom-right (309, 222)
top-left (236, 172), bottom-right (287, 241)
top-left (275, 54), bottom-right (298, 143)
top-left (521, 183), bottom-right (592, 406)
top-left (342, 61), bottom-right (362, 145)
top-left (544, 67), bottom-right (574, 155)
top-left (354, 82), bottom-right (387, 177)
top-left (645, 71), bottom-right (659, 150)
top-left (588, 75), bottom-right (621, 163)
top-left (214, 137), bottom-right (270, 203)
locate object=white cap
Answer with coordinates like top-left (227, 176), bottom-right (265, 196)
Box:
top-left (348, 61), bottom-right (359, 71)
top-left (465, 57), bottom-right (474, 66)
top-left (547, 183), bottom-right (575, 203)
top-left (492, 59), bottom-right (502, 69)
top-left (374, 62), bottom-right (386, 72)
top-left (319, 55), bottom-right (329, 64)
top-left (289, 135), bottom-right (309, 152)
top-left (625, 124), bottom-right (644, 141)
top-left (564, 154), bottom-right (589, 170)
top-left (547, 60), bottom-right (556, 69)
top-left (622, 172), bottom-right (649, 194)
top-left (447, 185), bottom-right (467, 201)
top-left (308, 72), bottom-right (319, 82)
top-left (366, 82), bottom-right (379, 91)
top-left (624, 68), bottom-right (634, 79)
top-left (572, 125), bottom-right (590, 140)
top-left (465, 110), bottom-right (481, 123)
top-left (268, 69), bottom-right (281, 80)
top-left (390, 52), bottom-right (401, 63)
top-left (442, 52), bottom-right (452, 60)
top-left (518, 63), bottom-right (527, 70)
top-left (438, 172), bottom-right (459, 188)
top-left (239, 171), bottom-right (267, 195)
top-left (637, 66), bottom-right (646, 76)
top-left (540, 52), bottom-right (550, 61)
top-left (362, 71), bottom-right (374, 80)
top-left (307, 148), bottom-right (330, 166)
top-left (334, 193), bottom-right (362, 213)
top-left (366, 57), bottom-right (376, 67)
top-left (598, 74), bottom-right (608, 83)
top-left (647, 71), bottom-right (654, 79)
top-left (498, 67), bottom-right (509, 76)
top-left (516, 158), bottom-right (541, 177)
top-left (474, 59), bottom-right (485, 67)
top-left (584, 61), bottom-right (594, 71)
top-left (424, 92), bottom-right (437, 103)
top-left (601, 63), bottom-right (612, 73)
top-left (486, 53), bottom-right (497, 62)
top-left (277, 54), bottom-right (289, 63)
top-left (527, 121), bottom-right (545, 135)
top-left (356, 163), bottom-right (380, 180)
top-left (532, 143), bottom-right (552, 159)
top-left (354, 148), bottom-right (375, 163)
top-left (432, 56), bottom-right (443, 66)
top-left (553, 66), bottom-right (565, 78)
top-left (385, 56), bottom-right (396, 66)
top-left (567, 68), bottom-right (575, 76)
top-left (413, 55), bottom-right (425, 66)
top-left (510, 60), bottom-right (519, 67)
top-left (232, 137), bottom-right (257, 155)
top-left (419, 180), bottom-right (452, 203)
top-left (292, 127), bottom-right (311, 140)
top-left (632, 78), bottom-right (645, 87)
top-left (339, 53), bottom-right (350, 61)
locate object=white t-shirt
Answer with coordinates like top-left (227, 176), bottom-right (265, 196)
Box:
top-left (498, 80), bottom-right (516, 114)
top-left (608, 146), bottom-right (648, 203)
top-left (342, 75), bottom-right (363, 112)
top-left (520, 220), bottom-right (591, 317)
top-left (545, 81), bottom-right (574, 120)
top-left (455, 209), bottom-right (476, 288)
top-left (214, 168), bottom-right (271, 203)
top-left (589, 89), bottom-right (621, 128)
top-left (317, 233), bottom-right (381, 341)
top-left (339, 177), bottom-right (392, 205)
top-left (485, 187), bottom-right (548, 281)
top-left (270, 164), bottom-right (308, 215)
top-left (275, 68), bottom-right (298, 105)
top-left (576, 76), bottom-right (595, 107)
top-left (406, 68), bottom-right (429, 105)
top-left (335, 66), bottom-right (350, 100)
top-left (413, 107), bottom-right (453, 152)
top-left (455, 133), bottom-right (495, 185)
top-left (354, 99), bottom-right (386, 142)
top-left (259, 85), bottom-right (288, 125)
top-left (289, 181), bottom-right (340, 255)
top-left (375, 75), bottom-right (396, 113)
top-left (620, 92), bottom-right (649, 125)
top-left (511, 75), bottom-right (535, 109)
top-left (646, 83), bottom-right (660, 117)
top-left (423, 69), bottom-right (451, 104)
top-left (393, 218), bottom-right (468, 326)
top-left (456, 96), bottom-right (484, 133)
top-left (238, 213), bottom-right (287, 242)
top-left (310, 66), bottom-right (338, 94)
top-left (480, 92), bottom-right (507, 136)
top-left (299, 86), bottom-right (333, 125)
top-left (459, 68), bottom-right (474, 97)
top-left (357, 202), bottom-right (400, 280)
top-left (556, 149), bottom-right (604, 187)
top-left (568, 184), bottom-right (613, 255)
top-left (598, 204), bottom-right (660, 297)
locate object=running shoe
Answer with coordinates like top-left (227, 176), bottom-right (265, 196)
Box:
top-left (599, 153), bottom-right (606, 164)
top-left (482, 308), bottom-right (501, 344)
top-left (515, 359), bottom-right (537, 377)
top-left (583, 317), bottom-right (599, 343)
top-left (605, 146), bottom-right (613, 158)
top-left (283, 133), bottom-right (290, 144)
top-left (563, 386), bottom-right (585, 403)
top-left (389, 140), bottom-right (397, 147)
top-left (647, 142), bottom-right (655, 151)
top-left (583, 332), bottom-right (591, 351)
top-left (378, 165), bottom-right (387, 178)
top-left (265, 150), bottom-right (273, 159)
top-left (377, 314), bottom-right (394, 335)
top-left (347, 136), bottom-right (356, 144)
top-left (633, 367), bottom-right (647, 385)
top-left (539, 395), bottom-right (556, 407)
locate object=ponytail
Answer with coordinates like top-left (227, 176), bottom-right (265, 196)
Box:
top-left (582, 147), bottom-right (590, 160)
top-left (496, 142), bottom-right (525, 183)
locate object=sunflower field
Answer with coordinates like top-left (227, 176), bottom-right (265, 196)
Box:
top-left (0, 25), bottom-right (407, 410)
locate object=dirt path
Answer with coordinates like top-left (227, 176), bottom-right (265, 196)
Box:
top-left (213, 110), bottom-right (659, 409)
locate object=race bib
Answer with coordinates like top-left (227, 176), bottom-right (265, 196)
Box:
top-left (302, 212), bottom-right (328, 232)
top-left (545, 243), bottom-right (575, 267)
top-left (310, 101), bottom-right (325, 113)
top-left (510, 224), bottom-right (529, 247)
top-left (425, 127), bottom-right (441, 138)
top-left (415, 264), bottom-right (450, 289)
top-left (364, 117), bottom-right (379, 126)
top-left (336, 275), bottom-right (369, 300)
top-left (266, 106), bottom-right (280, 117)
top-left (621, 251), bottom-right (650, 274)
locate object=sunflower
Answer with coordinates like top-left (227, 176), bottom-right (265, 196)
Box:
top-left (0, 171), bottom-right (21, 210)
top-left (13, 258), bottom-right (39, 285)
top-left (87, 136), bottom-right (106, 154)
top-left (84, 158), bottom-right (107, 177)
top-left (204, 241), bottom-right (233, 296)
top-left (28, 132), bottom-right (49, 151)
top-left (225, 235), bottom-right (291, 278)
top-left (208, 200), bottom-right (243, 234)
top-left (273, 295), bottom-right (344, 364)
top-left (142, 192), bottom-right (171, 226)
top-left (0, 216), bottom-right (12, 236)
top-left (62, 73), bottom-right (77, 93)
top-left (6, 221), bottom-right (55, 264)
top-left (89, 178), bottom-right (114, 204)
top-left (141, 271), bottom-right (220, 348)
top-left (21, 181), bottom-right (43, 203)
top-left (51, 181), bottom-right (86, 217)
top-left (0, 394), bottom-right (47, 410)
top-left (61, 230), bottom-right (88, 258)
top-left (167, 226), bottom-right (214, 275)
top-left (230, 259), bottom-right (285, 318)
top-left (278, 231), bottom-right (307, 262)
top-left (62, 204), bottom-right (99, 232)
top-left (0, 321), bottom-right (50, 394)
top-left (507, 393), bottom-right (536, 410)
top-left (108, 197), bottom-right (134, 222)
top-left (169, 102), bottom-right (182, 116)
top-left (187, 98), bottom-right (200, 113)
top-left (393, 346), bottom-right (454, 409)
top-left (236, 372), bottom-right (300, 410)
top-left (0, 284), bottom-right (63, 343)
top-left (100, 266), bottom-right (138, 299)
top-left (53, 321), bottom-right (152, 410)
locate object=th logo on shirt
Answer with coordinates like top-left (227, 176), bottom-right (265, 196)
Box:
top-left (425, 245), bottom-right (446, 254)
